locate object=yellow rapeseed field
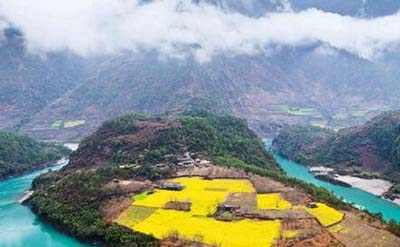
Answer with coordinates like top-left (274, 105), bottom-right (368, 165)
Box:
top-left (133, 209), bottom-right (281, 247)
top-left (305, 203), bottom-right (344, 226)
top-left (329, 223), bottom-right (349, 234)
top-left (118, 177), bottom-right (347, 246)
top-left (282, 230), bottom-right (297, 238)
top-left (121, 177), bottom-right (283, 246)
top-left (257, 193), bottom-right (292, 210)
top-left (133, 177), bottom-right (255, 216)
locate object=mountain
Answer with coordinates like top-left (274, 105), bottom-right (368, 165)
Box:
top-left (272, 111), bottom-right (400, 190)
top-left (0, 1), bottom-right (400, 142)
top-left (19, 47), bottom-right (400, 142)
top-left (0, 130), bottom-right (70, 180)
top-left (0, 28), bottom-right (87, 131)
top-left (290, 0), bottom-right (400, 17)
top-left (68, 112), bottom-right (279, 171)
top-left (27, 113), bottom-right (400, 247)
top-left (20, 53), bottom-right (294, 141)
top-left (200, 0), bottom-right (400, 17)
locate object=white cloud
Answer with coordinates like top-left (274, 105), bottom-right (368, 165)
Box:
top-left (314, 44), bottom-right (339, 57)
top-left (0, 0), bottom-right (399, 61)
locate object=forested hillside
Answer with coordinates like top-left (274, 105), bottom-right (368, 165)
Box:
top-left (0, 131), bottom-right (70, 179)
top-left (272, 111), bottom-right (400, 185)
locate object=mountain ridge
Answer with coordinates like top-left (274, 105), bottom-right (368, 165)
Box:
top-left (1, 1), bottom-right (400, 142)
top-left (272, 110), bottom-right (400, 192)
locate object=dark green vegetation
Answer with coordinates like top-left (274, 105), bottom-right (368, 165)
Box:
top-left (29, 113), bottom-right (350, 246)
top-left (272, 125), bottom-right (335, 164)
top-left (69, 112), bottom-right (277, 171)
top-left (273, 111), bottom-right (400, 185)
top-left (389, 220), bottom-right (400, 236)
top-left (30, 167), bottom-right (161, 247)
top-left (0, 131), bottom-right (70, 180)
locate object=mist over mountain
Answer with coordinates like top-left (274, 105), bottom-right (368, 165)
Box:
top-left (0, 0), bottom-right (400, 141)
top-left (0, 28), bottom-right (87, 130)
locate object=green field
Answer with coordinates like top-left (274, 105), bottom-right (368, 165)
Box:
top-left (51, 120), bottom-right (62, 128)
top-left (332, 113), bottom-right (349, 120)
top-left (350, 110), bottom-right (368, 118)
top-left (310, 120), bottom-right (327, 128)
top-left (287, 107), bottom-right (316, 116)
top-left (333, 110), bottom-right (368, 120)
top-left (64, 120), bottom-right (86, 128)
top-left (133, 192), bottom-right (150, 201)
top-left (117, 206), bottom-right (157, 227)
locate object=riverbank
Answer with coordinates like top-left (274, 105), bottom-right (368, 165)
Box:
top-left (308, 166), bottom-right (393, 196)
top-left (0, 158), bottom-right (66, 182)
top-left (14, 143), bottom-right (76, 205)
top-left (335, 175), bottom-right (392, 197)
top-left (273, 153), bottom-right (400, 222)
top-left (0, 161), bottom-right (89, 247)
top-left (307, 165), bottom-right (400, 206)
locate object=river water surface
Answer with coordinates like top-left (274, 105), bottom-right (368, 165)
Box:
top-left (0, 162), bottom-right (90, 247)
top-left (273, 152), bottom-right (400, 222)
top-left (1, 148), bottom-right (400, 247)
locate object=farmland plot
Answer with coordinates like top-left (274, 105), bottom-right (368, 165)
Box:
top-left (117, 177), bottom-right (347, 247)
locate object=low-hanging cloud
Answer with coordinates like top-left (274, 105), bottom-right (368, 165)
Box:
top-left (0, 0), bottom-right (400, 62)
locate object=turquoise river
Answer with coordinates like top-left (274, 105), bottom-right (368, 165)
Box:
top-left (272, 151), bottom-right (400, 222)
top-left (0, 149), bottom-right (399, 246)
top-left (0, 163), bottom-right (90, 247)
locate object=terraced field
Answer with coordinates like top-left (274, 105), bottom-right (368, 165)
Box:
top-left (132, 178), bottom-right (254, 216)
top-left (287, 107), bottom-right (316, 116)
top-left (257, 193), bottom-right (292, 210)
top-left (63, 120), bottom-right (86, 128)
top-left (305, 203), bottom-right (344, 227)
top-left (134, 210), bottom-right (281, 247)
top-left (116, 177), bottom-right (344, 247)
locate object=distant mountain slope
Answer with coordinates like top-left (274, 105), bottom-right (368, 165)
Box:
top-left (1, 1), bottom-right (400, 141)
top-left (0, 28), bottom-right (87, 130)
top-left (20, 53), bottom-right (292, 141)
top-left (0, 131), bottom-right (70, 180)
top-left (200, 0), bottom-right (400, 17)
top-left (290, 0), bottom-right (400, 17)
top-left (272, 111), bottom-right (400, 185)
top-left (21, 46), bottom-right (400, 142)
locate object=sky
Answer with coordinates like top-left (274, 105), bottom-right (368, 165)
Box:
top-left (0, 0), bottom-right (399, 62)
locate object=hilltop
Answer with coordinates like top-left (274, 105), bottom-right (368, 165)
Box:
top-left (0, 131), bottom-right (70, 180)
top-left (27, 113), bottom-right (400, 247)
top-left (67, 112), bottom-right (278, 170)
